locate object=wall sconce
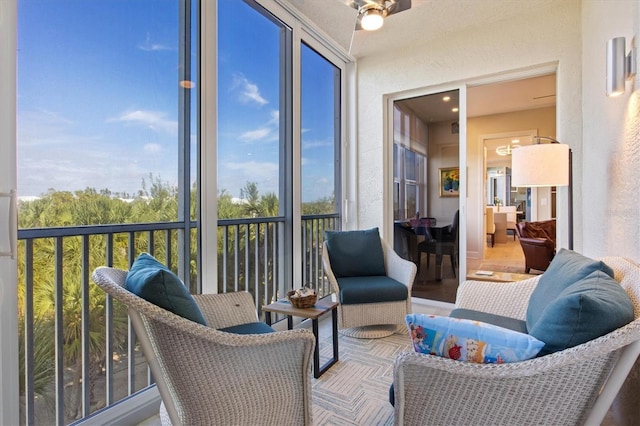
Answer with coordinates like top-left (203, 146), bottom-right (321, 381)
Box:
top-left (606, 37), bottom-right (637, 96)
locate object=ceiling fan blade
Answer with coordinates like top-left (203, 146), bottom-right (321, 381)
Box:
top-left (387, 0), bottom-right (411, 16)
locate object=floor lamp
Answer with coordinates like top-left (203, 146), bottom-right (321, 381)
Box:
top-left (511, 136), bottom-right (573, 250)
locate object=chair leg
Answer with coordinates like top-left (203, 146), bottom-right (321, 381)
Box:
top-left (487, 234), bottom-right (495, 247)
top-left (450, 254), bottom-right (456, 278)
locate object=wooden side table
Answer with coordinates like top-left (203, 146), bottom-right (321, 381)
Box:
top-left (262, 297), bottom-right (339, 378)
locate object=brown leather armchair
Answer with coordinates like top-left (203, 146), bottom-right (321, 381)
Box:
top-left (514, 219), bottom-right (556, 273)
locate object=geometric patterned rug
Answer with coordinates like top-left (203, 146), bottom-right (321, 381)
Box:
top-left (313, 332), bottom-right (411, 425)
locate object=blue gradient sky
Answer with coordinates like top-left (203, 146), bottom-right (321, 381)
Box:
top-left (17, 0), bottom-right (336, 203)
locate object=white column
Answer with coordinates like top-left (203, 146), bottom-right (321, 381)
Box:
top-left (0, 0), bottom-right (20, 424)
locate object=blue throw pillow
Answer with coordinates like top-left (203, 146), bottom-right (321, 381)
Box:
top-left (325, 228), bottom-right (386, 278)
top-left (126, 253), bottom-right (207, 325)
top-left (527, 249), bottom-right (614, 329)
top-left (405, 314), bottom-right (544, 363)
top-left (528, 270), bottom-right (634, 355)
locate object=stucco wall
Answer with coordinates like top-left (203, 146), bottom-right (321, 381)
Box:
top-left (581, 0), bottom-right (640, 261)
top-left (355, 0), bottom-right (583, 258)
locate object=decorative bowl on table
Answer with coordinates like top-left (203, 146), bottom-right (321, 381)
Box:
top-left (287, 288), bottom-right (317, 309)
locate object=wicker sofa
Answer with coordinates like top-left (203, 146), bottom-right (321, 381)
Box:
top-left (392, 255), bottom-right (640, 426)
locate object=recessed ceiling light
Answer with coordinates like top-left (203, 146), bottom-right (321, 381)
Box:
top-left (512, 139), bottom-right (520, 144)
top-left (443, 96), bottom-right (451, 102)
top-left (452, 107), bottom-right (459, 112)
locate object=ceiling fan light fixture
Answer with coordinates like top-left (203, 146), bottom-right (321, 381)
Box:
top-left (360, 8), bottom-right (384, 31)
top-left (495, 144), bottom-right (520, 156)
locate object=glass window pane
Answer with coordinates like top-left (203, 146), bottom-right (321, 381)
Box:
top-left (405, 150), bottom-right (416, 181)
top-left (394, 181), bottom-right (400, 219)
top-left (18, 1), bottom-right (181, 225)
top-left (406, 183), bottom-right (417, 218)
top-left (300, 43), bottom-right (339, 214)
top-left (217, 0), bottom-right (283, 218)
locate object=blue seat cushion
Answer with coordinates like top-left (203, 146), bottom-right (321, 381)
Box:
top-left (126, 253), bottom-right (208, 326)
top-left (528, 269), bottom-right (634, 355)
top-left (325, 228), bottom-right (386, 278)
top-left (219, 322), bottom-right (275, 334)
top-left (526, 249), bottom-right (614, 329)
top-left (336, 276), bottom-right (408, 304)
top-left (449, 308), bottom-right (527, 334)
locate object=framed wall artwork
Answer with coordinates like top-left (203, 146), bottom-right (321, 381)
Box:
top-left (439, 167), bottom-right (460, 197)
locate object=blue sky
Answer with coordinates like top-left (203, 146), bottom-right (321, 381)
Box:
top-left (17, 0), bottom-right (336, 203)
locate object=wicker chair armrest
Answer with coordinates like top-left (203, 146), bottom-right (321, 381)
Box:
top-left (393, 348), bottom-right (610, 424)
top-left (193, 291), bottom-right (260, 329)
top-left (382, 239), bottom-right (417, 292)
top-left (322, 241), bottom-right (342, 298)
top-left (455, 276), bottom-right (541, 320)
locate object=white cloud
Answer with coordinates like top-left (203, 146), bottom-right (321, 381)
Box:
top-left (225, 161), bottom-right (278, 174)
top-left (144, 143), bottom-right (162, 153)
top-left (240, 127), bottom-right (271, 142)
top-left (220, 161), bottom-right (279, 196)
top-left (138, 33), bottom-right (173, 51)
top-left (17, 108), bottom-right (177, 197)
top-left (18, 109), bottom-right (76, 146)
top-left (232, 74), bottom-right (268, 106)
top-left (303, 139), bottom-right (332, 149)
top-left (110, 109), bottom-right (178, 135)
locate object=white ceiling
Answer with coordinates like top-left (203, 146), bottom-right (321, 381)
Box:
top-left (281, 0), bottom-right (558, 165)
top-left (397, 74), bottom-right (556, 123)
top-left (285, 0), bottom-right (558, 58)
top-left (283, 0), bottom-right (557, 117)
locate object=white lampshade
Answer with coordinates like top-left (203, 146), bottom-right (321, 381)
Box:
top-left (511, 143), bottom-right (570, 187)
top-left (361, 9), bottom-right (384, 31)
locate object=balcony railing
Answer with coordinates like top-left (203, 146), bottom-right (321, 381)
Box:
top-left (17, 213), bottom-right (338, 425)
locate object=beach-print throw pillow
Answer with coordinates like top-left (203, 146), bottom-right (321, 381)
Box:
top-left (406, 314), bottom-right (544, 364)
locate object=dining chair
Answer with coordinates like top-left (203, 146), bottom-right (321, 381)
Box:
top-left (417, 210), bottom-right (459, 278)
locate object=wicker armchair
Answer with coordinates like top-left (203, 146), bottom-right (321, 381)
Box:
top-left (322, 237), bottom-right (417, 338)
top-left (92, 267), bottom-right (315, 426)
top-left (393, 256), bottom-right (640, 426)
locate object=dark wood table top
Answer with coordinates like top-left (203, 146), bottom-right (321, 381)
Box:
top-left (262, 297), bottom-right (338, 320)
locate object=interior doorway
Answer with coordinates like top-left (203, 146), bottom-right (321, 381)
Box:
top-left (468, 72), bottom-right (557, 275)
top-left (391, 89), bottom-right (462, 304)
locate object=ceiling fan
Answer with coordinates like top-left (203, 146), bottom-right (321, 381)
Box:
top-left (344, 0), bottom-right (412, 32)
